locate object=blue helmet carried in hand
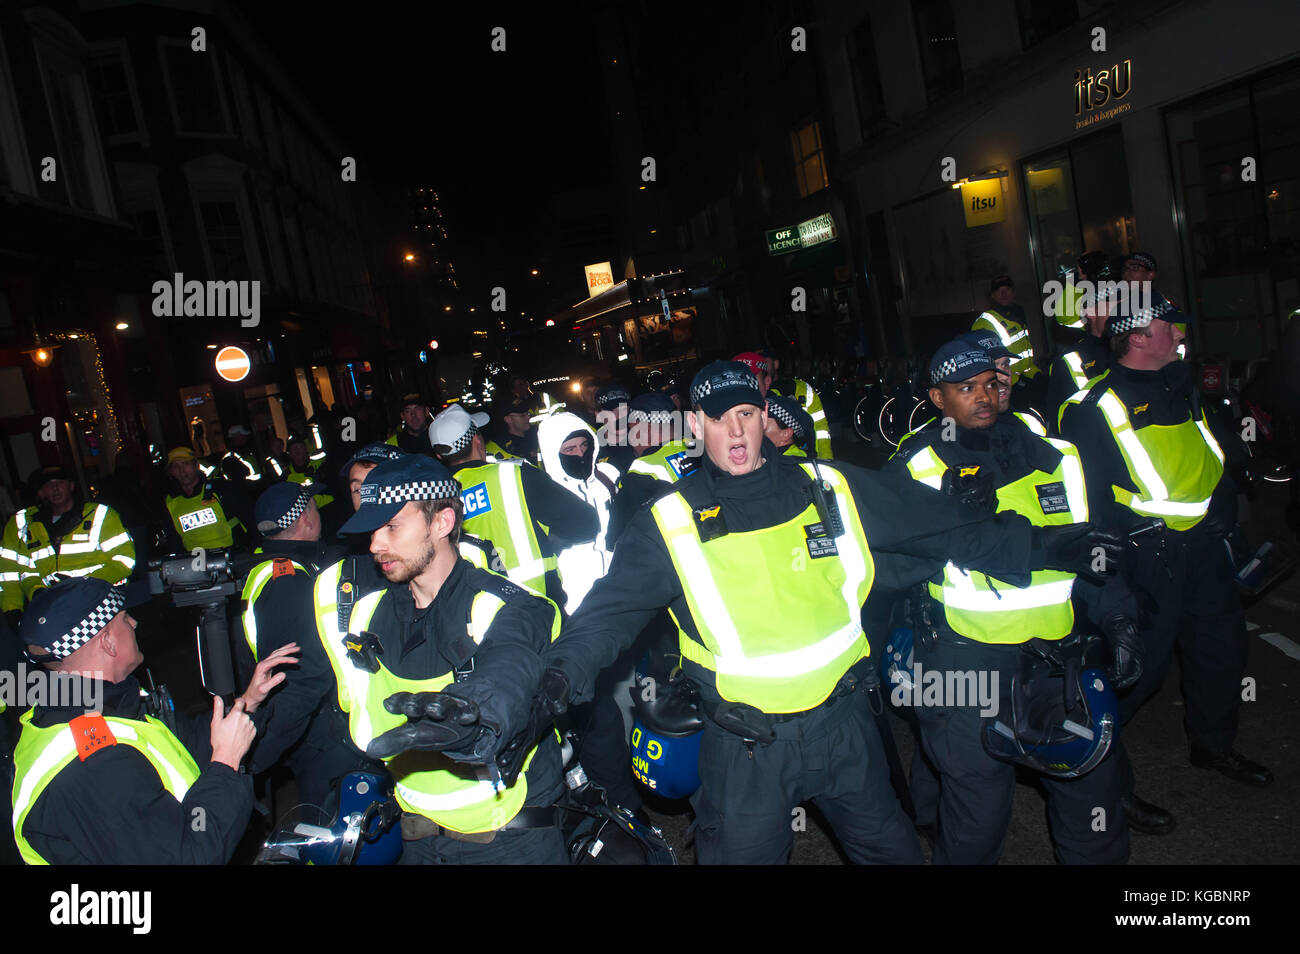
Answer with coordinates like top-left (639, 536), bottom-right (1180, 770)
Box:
top-left (629, 659), bottom-right (704, 800)
top-left (983, 653), bottom-right (1118, 779)
top-left (257, 772), bottom-right (403, 865)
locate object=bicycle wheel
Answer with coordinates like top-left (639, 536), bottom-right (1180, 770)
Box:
top-left (854, 395), bottom-right (877, 444)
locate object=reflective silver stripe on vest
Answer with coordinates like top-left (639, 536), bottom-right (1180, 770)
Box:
top-left (907, 447), bottom-right (945, 489)
top-left (395, 773), bottom-right (499, 813)
top-left (496, 466), bottom-right (547, 585)
top-left (1063, 351), bottom-right (1090, 389)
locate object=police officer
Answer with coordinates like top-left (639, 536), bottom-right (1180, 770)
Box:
top-left (743, 351), bottom-right (834, 460)
top-left (1061, 299), bottom-right (1272, 836)
top-left (163, 446), bottom-right (250, 551)
top-left (536, 361), bottom-right (1119, 864)
top-left (10, 577), bottom-right (296, 864)
top-left (0, 467), bottom-right (135, 618)
top-left (594, 384), bottom-right (635, 475)
top-left (429, 404), bottom-right (598, 609)
top-left (220, 424), bottom-right (263, 483)
top-left (974, 276), bottom-right (1044, 406)
top-left (1047, 287), bottom-right (1113, 433)
top-left (285, 436), bottom-right (334, 510)
top-left (496, 399), bottom-right (540, 463)
top-left (387, 394), bottom-right (433, 455)
top-left (764, 393), bottom-right (816, 458)
top-left (891, 339), bottom-right (1140, 864)
top-left (318, 455), bottom-right (568, 863)
top-left (240, 483), bottom-right (373, 815)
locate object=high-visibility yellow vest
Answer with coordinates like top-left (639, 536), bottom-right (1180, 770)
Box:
top-left (974, 308), bottom-right (1039, 381)
top-left (11, 709), bottom-right (200, 865)
top-left (221, 450), bottom-right (262, 482)
top-left (483, 439), bottom-right (516, 462)
top-left (311, 562), bottom-right (557, 833)
top-left (240, 557), bottom-right (307, 660)
top-left (771, 378), bottom-right (833, 459)
top-left (165, 487), bottom-right (237, 550)
top-left (0, 503), bottom-right (134, 611)
top-left (1059, 350), bottom-right (1106, 397)
top-left (626, 440), bottom-right (697, 484)
top-left (650, 462), bottom-right (875, 714)
top-left (1056, 282), bottom-right (1087, 330)
top-left (1063, 374), bottom-right (1224, 532)
top-left (904, 432), bottom-right (1088, 644)
top-left (455, 461), bottom-right (553, 595)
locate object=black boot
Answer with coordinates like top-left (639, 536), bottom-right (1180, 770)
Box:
top-left (1121, 793), bottom-right (1175, 835)
top-left (1189, 747), bottom-right (1274, 787)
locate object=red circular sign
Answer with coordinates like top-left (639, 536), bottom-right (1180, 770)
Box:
top-left (215, 346), bottom-right (251, 382)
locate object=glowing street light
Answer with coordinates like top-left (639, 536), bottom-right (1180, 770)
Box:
top-left (404, 253), bottom-right (415, 262)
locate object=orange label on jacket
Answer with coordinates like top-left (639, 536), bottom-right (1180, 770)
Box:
top-left (69, 714), bottom-right (117, 761)
top-left (271, 558), bottom-right (296, 579)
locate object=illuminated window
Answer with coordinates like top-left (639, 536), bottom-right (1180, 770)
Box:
top-left (791, 120), bottom-right (828, 198)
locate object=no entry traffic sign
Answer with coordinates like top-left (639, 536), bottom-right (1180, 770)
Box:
top-left (215, 346), bottom-right (251, 382)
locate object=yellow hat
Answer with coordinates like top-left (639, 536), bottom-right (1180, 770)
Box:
top-left (166, 446), bottom-right (197, 465)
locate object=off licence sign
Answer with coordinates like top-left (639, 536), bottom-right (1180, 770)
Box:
top-left (766, 227), bottom-right (801, 255)
top-left (766, 213), bottom-right (839, 256)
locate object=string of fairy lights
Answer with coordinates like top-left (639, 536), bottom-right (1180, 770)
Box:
top-left (42, 330), bottom-right (125, 454)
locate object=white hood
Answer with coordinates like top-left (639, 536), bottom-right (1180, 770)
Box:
top-left (537, 411), bottom-right (598, 491)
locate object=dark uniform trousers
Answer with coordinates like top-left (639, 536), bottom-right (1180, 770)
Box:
top-left (1115, 530), bottom-right (1249, 795)
top-left (913, 632), bottom-right (1129, 865)
top-left (689, 682), bottom-right (923, 865)
top-left (397, 736), bottom-right (569, 865)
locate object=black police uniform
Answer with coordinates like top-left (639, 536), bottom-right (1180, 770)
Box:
top-left (391, 425), bottom-right (432, 456)
top-left (546, 440), bottom-right (1055, 865)
top-left (20, 675), bottom-right (255, 864)
top-left (889, 413), bottom-right (1133, 864)
top-left (447, 458), bottom-right (599, 611)
top-left (241, 537), bottom-right (376, 815)
top-left (605, 444), bottom-right (698, 548)
top-left (361, 559), bottom-right (568, 864)
top-left (1061, 360), bottom-right (1257, 790)
top-left (1046, 332), bottom-right (1109, 433)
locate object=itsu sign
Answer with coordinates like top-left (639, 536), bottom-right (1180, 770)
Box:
top-left (584, 262), bottom-right (615, 298)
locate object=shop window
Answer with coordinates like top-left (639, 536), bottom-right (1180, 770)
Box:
top-left (912, 0), bottom-right (963, 104)
top-left (1021, 126), bottom-right (1136, 307)
top-left (846, 16), bottom-right (886, 140)
top-left (1166, 64), bottom-right (1300, 357)
top-left (1016, 0), bottom-right (1078, 51)
top-left (791, 120), bottom-right (829, 198)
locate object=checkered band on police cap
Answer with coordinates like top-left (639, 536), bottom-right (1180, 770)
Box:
top-left (258, 487), bottom-right (312, 534)
top-left (361, 478), bottom-right (461, 507)
top-left (627, 408), bottom-right (675, 425)
top-left (446, 422), bottom-right (477, 455)
top-left (930, 350), bottom-right (993, 385)
top-left (1107, 296), bottom-right (1176, 336)
top-left (765, 397), bottom-right (803, 437)
top-left (47, 585), bottom-right (125, 660)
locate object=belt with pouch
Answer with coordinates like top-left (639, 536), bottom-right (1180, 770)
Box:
top-left (706, 661), bottom-right (869, 744)
top-left (399, 805), bottom-right (557, 844)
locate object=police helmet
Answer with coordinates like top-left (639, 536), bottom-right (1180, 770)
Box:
top-left (879, 626), bottom-right (915, 694)
top-left (982, 656), bottom-right (1118, 779)
top-left (628, 660), bottom-right (703, 800)
top-left (256, 772), bottom-right (402, 865)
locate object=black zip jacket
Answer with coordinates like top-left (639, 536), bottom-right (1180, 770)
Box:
top-left (1059, 360), bottom-right (1242, 537)
top-left (890, 413), bottom-right (1135, 631)
top-left (20, 676), bottom-right (253, 864)
top-left (1046, 333), bottom-right (1109, 432)
top-left (545, 439), bottom-right (1044, 707)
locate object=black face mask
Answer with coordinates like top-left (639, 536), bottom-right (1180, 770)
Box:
top-left (559, 430), bottom-right (594, 480)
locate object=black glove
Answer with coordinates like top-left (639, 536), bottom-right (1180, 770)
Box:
top-left (940, 465), bottom-right (998, 513)
top-left (1102, 613), bottom-right (1143, 691)
top-left (366, 691), bottom-right (485, 760)
top-left (538, 667), bottom-right (571, 716)
top-left (1035, 523), bottom-right (1123, 584)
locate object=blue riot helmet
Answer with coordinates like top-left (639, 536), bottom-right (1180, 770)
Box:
top-left (629, 660), bottom-right (704, 800)
top-left (983, 653), bottom-right (1118, 779)
top-left (256, 772), bottom-right (402, 865)
top-left (879, 626), bottom-right (915, 694)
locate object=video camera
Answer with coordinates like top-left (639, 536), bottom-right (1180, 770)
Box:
top-left (147, 549), bottom-right (257, 698)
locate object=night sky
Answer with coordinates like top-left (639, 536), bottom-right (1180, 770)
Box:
top-left (235, 3), bottom-right (614, 263)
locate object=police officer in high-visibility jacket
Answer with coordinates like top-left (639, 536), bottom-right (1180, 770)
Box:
top-left (320, 455), bottom-right (568, 863)
top-left (743, 352), bottom-right (834, 460)
top-left (163, 447), bottom-right (249, 552)
top-left (537, 361), bottom-right (1120, 864)
top-left (764, 394), bottom-right (816, 458)
top-left (891, 339), bottom-right (1140, 864)
top-left (1046, 288), bottom-right (1113, 433)
top-left (0, 467), bottom-right (134, 618)
top-left (238, 482), bottom-right (374, 815)
top-left (10, 577), bottom-right (296, 864)
top-left (284, 435), bottom-right (334, 511)
top-left (428, 404), bottom-right (598, 610)
top-left (1061, 299), bottom-right (1272, 836)
top-left (606, 392), bottom-right (698, 548)
top-left (973, 275), bottom-right (1041, 389)
top-left (385, 393), bottom-right (434, 456)
top-left (219, 424), bottom-right (263, 483)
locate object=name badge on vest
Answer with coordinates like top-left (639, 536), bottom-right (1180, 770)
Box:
top-left (179, 507), bottom-right (218, 532)
top-left (666, 451), bottom-right (688, 479)
top-left (1035, 482), bottom-right (1071, 515)
top-left (803, 522), bottom-right (839, 559)
top-left (692, 504), bottom-right (728, 542)
top-left (462, 481), bottom-right (493, 518)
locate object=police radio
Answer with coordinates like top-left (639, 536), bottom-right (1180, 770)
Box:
top-left (808, 460), bottom-right (844, 538)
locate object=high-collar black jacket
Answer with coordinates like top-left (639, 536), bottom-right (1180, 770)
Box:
top-left (20, 675), bottom-right (253, 864)
top-left (546, 439), bottom-right (1046, 709)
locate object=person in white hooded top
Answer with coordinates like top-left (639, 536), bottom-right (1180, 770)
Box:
top-left (536, 411), bottom-right (620, 614)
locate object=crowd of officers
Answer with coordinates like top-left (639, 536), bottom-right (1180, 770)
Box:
top-left (0, 255), bottom-right (1278, 863)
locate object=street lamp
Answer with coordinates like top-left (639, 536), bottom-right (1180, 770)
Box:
top-left (404, 253), bottom-right (415, 262)
top-left (530, 268), bottom-right (540, 276)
